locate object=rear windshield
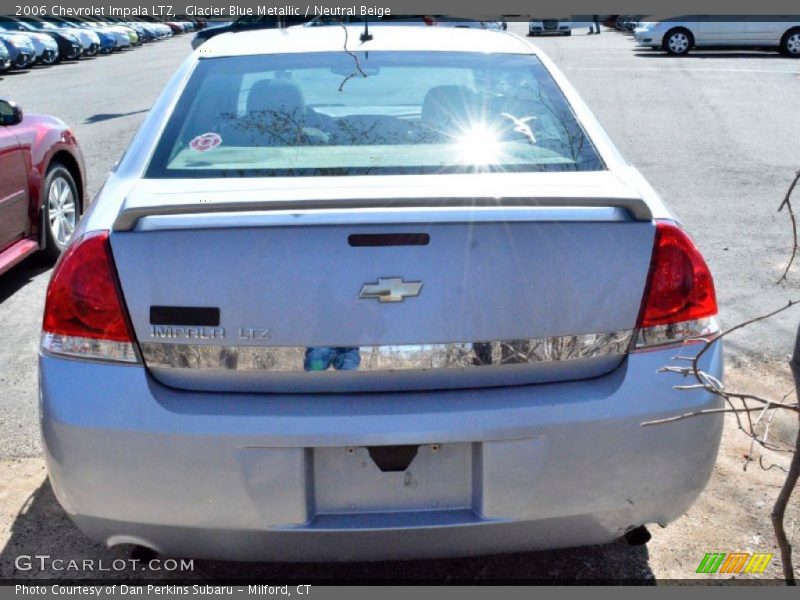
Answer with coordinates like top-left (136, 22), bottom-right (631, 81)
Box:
top-left (146, 50), bottom-right (604, 178)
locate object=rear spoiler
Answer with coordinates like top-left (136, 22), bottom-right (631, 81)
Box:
top-left (112, 197), bottom-right (653, 232)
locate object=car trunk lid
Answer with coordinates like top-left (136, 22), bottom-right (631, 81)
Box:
top-left (110, 173), bottom-right (655, 393)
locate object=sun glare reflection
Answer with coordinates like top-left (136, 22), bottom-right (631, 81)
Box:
top-left (455, 123), bottom-right (502, 166)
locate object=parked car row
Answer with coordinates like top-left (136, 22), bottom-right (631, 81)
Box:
top-left (0, 17), bottom-right (207, 269)
top-left (0, 17), bottom-right (205, 72)
top-left (610, 14), bottom-right (800, 57)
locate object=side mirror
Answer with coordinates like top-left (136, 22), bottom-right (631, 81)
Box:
top-left (0, 98), bottom-right (23, 126)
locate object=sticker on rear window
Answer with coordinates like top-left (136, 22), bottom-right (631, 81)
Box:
top-left (189, 132), bottom-right (221, 152)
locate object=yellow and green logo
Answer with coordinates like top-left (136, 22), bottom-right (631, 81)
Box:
top-left (696, 552), bottom-right (773, 574)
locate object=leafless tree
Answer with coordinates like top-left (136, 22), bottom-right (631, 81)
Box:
top-left (644, 170), bottom-right (800, 583)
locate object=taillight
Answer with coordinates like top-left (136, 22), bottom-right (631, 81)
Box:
top-left (423, 15), bottom-right (438, 26)
top-left (634, 221), bottom-right (719, 349)
top-left (41, 231), bottom-right (139, 363)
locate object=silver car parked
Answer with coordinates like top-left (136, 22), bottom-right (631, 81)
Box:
top-left (40, 26), bottom-right (722, 561)
top-left (634, 15), bottom-right (800, 56)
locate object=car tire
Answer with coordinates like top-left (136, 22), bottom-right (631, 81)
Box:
top-left (42, 163), bottom-right (80, 261)
top-left (663, 28), bottom-right (693, 56)
top-left (780, 27), bottom-right (800, 57)
top-left (564, 31), bottom-right (572, 36)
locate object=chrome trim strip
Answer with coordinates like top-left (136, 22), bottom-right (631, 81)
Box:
top-left (140, 330), bottom-right (634, 373)
top-left (133, 206), bottom-right (631, 232)
top-left (113, 197), bottom-right (652, 231)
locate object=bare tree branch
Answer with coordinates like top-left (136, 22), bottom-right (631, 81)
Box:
top-left (642, 405), bottom-right (789, 427)
top-left (688, 301), bottom-right (800, 389)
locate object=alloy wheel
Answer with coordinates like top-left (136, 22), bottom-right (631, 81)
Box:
top-left (668, 32), bottom-right (689, 54)
top-left (48, 175), bottom-right (76, 247)
top-left (788, 33), bottom-right (800, 56)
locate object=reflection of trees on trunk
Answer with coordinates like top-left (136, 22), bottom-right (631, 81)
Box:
top-left (219, 347), bottom-right (238, 370)
top-left (472, 342), bottom-right (493, 366)
top-left (500, 340), bottom-right (531, 364)
top-left (498, 332), bottom-right (629, 364)
top-left (141, 332), bottom-right (633, 374)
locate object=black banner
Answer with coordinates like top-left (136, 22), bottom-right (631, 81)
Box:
top-left (2, 1), bottom-right (800, 19)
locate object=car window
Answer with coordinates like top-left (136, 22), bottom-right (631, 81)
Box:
top-left (147, 50), bottom-right (604, 178)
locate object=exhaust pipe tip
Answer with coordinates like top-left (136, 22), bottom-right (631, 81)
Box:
top-left (623, 525), bottom-right (652, 546)
top-left (130, 545), bottom-right (159, 562)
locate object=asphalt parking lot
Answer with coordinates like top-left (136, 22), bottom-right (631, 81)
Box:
top-left (0, 23), bottom-right (799, 581)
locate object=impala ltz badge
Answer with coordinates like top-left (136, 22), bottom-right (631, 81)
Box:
top-left (359, 278), bottom-right (423, 303)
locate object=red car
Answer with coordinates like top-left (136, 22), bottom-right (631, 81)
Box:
top-left (0, 97), bottom-right (86, 275)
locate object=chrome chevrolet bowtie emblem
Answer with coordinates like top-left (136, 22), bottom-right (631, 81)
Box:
top-left (359, 278), bottom-right (423, 303)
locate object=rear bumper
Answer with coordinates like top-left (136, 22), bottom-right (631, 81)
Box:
top-left (40, 343), bottom-right (724, 561)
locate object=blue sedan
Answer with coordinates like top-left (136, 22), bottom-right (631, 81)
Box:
top-left (0, 32), bottom-right (35, 69)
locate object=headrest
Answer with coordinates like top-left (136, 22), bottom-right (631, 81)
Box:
top-left (421, 85), bottom-right (479, 131)
top-left (246, 79), bottom-right (306, 119)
